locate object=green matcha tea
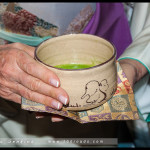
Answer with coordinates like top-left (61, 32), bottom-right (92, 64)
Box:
top-left (54, 64), bottom-right (95, 69)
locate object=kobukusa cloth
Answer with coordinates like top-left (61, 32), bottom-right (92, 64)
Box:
top-left (22, 62), bottom-right (139, 124)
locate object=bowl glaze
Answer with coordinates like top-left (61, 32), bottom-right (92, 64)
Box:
top-left (35, 34), bottom-right (117, 111)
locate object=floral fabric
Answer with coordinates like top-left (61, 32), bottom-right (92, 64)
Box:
top-left (0, 2), bottom-right (58, 45)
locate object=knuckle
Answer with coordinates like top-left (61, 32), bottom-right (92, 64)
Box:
top-left (0, 50), bottom-right (19, 79)
top-left (0, 83), bottom-right (15, 100)
top-left (20, 88), bottom-right (32, 100)
top-left (16, 51), bottom-right (33, 73)
top-left (43, 97), bottom-right (52, 106)
top-left (0, 87), bottom-right (11, 98)
top-left (25, 62), bottom-right (34, 74)
top-left (19, 60), bottom-right (34, 74)
top-left (0, 65), bottom-right (12, 79)
top-left (0, 59), bottom-right (10, 78)
top-left (30, 79), bottom-right (41, 91)
top-left (17, 50), bottom-right (34, 72)
top-left (16, 50), bottom-right (26, 61)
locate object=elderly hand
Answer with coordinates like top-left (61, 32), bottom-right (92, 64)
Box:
top-left (0, 43), bottom-right (69, 122)
top-left (119, 59), bottom-right (148, 88)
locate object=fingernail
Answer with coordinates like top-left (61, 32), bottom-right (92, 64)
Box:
top-left (36, 116), bottom-right (44, 119)
top-left (51, 117), bottom-right (64, 122)
top-left (58, 95), bottom-right (68, 105)
top-left (51, 101), bottom-right (62, 110)
top-left (50, 79), bottom-right (59, 87)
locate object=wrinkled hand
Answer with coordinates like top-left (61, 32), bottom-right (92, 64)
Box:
top-left (0, 43), bottom-right (69, 122)
top-left (119, 59), bottom-right (148, 88)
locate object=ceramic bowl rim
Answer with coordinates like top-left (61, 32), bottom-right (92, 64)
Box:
top-left (34, 33), bottom-right (117, 71)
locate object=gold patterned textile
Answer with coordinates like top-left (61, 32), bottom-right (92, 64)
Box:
top-left (21, 61), bottom-right (139, 123)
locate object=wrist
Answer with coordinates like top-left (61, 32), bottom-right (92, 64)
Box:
top-left (118, 59), bottom-right (148, 87)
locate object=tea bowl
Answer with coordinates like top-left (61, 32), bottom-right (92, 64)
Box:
top-left (35, 34), bottom-right (117, 111)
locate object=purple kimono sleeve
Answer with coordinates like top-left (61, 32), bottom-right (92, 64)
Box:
top-left (83, 3), bottom-right (132, 59)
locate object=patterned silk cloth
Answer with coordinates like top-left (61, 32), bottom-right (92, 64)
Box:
top-left (22, 62), bottom-right (139, 124)
top-left (0, 3), bottom-right (94, 43)
top-left (0, 3), bottom-right (139, 123)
